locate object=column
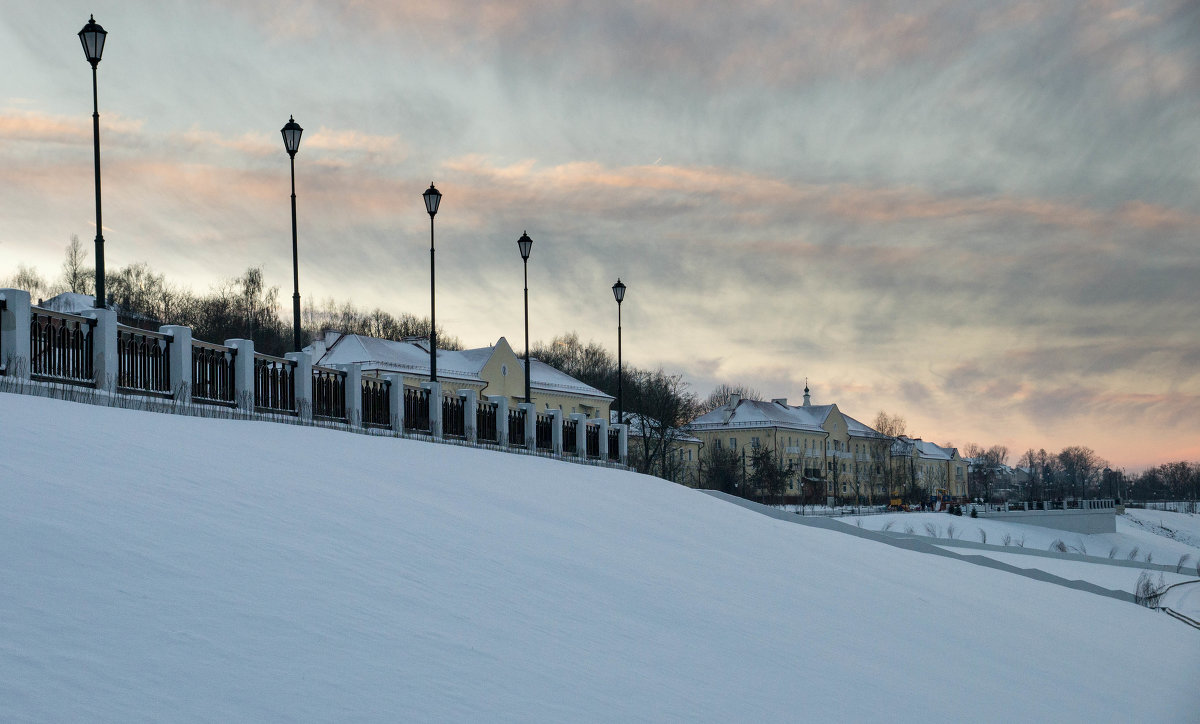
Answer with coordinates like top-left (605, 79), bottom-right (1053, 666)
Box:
top-left (459, 388), bottom-right (478, 443)
top-left (487, 394), bottom-right (509, 446)
top-left (160, 324), bottom-right (192, 404)
top-left (224, 338), bottom-right (256, 411)
top-left (285, 350), bottom-right (313, 422)
top-left (518, 402), bottom-right (536, 452)
top-left (570, 412), bottom-right (588, 458)
top-left (80, 306), bottom-right (117, 393)
top-left (383, 373), bottom-right (404, 432)
top-left (0, 289), bottom-right (31, 378)
top-left (421, 380), bottom-right (442, 437)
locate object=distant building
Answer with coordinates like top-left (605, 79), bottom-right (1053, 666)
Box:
top-left (309, 332), bottom-right (612, 417)
top-left (612, 410), bottom-right (702, 486)
top-left (891, 436), bottom-right (969, 500)
top-left (687, 384), bottom-right (890, 502)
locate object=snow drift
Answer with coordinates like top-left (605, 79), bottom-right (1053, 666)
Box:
top-left (0, 392), bottom-right (1196, 722)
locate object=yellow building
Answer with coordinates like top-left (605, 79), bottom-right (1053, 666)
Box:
top-left (890, 436), bottom-right (969, 501)
top-left (687, 386), bottom-right (891, 502)
top-left (309, 332), bottom-right (613, 417)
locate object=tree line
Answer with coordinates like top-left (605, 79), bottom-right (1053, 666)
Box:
top-left (2, 237), bottom-right (460, 357)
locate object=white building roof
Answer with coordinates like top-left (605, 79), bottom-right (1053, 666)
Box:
top-left (689, 397), bottom-right (884, 438)
top-left (314, 333), bottom-right (612, 401)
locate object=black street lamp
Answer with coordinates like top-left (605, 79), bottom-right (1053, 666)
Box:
top-left (78, 15), bottom-right (107, 308)
top-left (423, 183), bottom-right (442, 381)
top-left (612, 278), bottom-right (626, 423)
top-left (281, 115), bottom-right (303, 351)
top-left (517, 231), bottom-right (533, 403)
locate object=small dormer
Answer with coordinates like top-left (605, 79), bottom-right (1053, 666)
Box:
top-left (772, 398), bottom-right (788, 407)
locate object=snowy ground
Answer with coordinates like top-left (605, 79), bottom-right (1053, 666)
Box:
top-left (1, 392), bottom-right (1198, 722)
top-left (844, 510), bottom-right (1200, 565)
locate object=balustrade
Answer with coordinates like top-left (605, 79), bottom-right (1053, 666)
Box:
top-left (535, 413), bottom-right (553, 451)
top-left (608, 428), bottom-right (621, 461)
top-left (586, 423), bottom-right (600, 458)
top-left (442, 395), bottom-right (466, 438)
top-left (254, 354), bottom-right (297, 414)
top-left (477, 400), bottom-right (498, 443)
top-left (30, 308), bottom-right (95, 385)
top-left (191, 340), bottom-right (236, 406)
top-left (116, 324), bottom-right (171, 396)
top-left (563, 418), bottom-right (578, 455)
top-left (508, 408), bottom-right (527, 447)
top-left (312, 366), bottom-right (347, 421)
top-left (404, 386), bottom-right (430, 432)
top-left (361, 376), bottom-right (391, 428)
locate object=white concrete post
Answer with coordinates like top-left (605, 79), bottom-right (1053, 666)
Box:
top-left (160, 324), bottom-right (192, 404)
top-left (518, 402), bottom-right (536, 451)
top-left (224, 338), bottom-right (256, 411)
top-left (549, 408), bottom-right (563, 455)
top-left (596, 417), bottom-right (609, 460)
top-left (383, 373), bottom-right (404, 432)
top-left (285, 351), bottom-right (313, 422)
top-left (487, 394), bottom-right (509, 446)
top-left (570, 412), bottom-right (588, 458)
top-left (421, 380), bottom-right (442, 437)
top-left (459, 388), bottom-right (478, 443)
top-left (80, 307), bottom-right (117, 393)
top-left (618, 423), bottom-right (629, 465)
top-left (0, 289), bottom-right (31, 378)
top-left (331, 363), bottom-right (361, 426)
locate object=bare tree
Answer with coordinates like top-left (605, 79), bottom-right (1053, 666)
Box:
top-left (60, 235), bottom-right (94, 295)
top-left (698, 383), bottom-right (763, 414)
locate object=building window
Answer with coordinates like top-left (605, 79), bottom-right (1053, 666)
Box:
top-left (730, 438), bottom-right (737, 450)
top-left (714, 439), bottom-right (722, 451)
top-left (751, 436), bottom-right (760, 449)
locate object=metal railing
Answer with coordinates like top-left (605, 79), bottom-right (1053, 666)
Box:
top-left (563, 418), bottom-right (578, 455)
top-left (535, 413), bottom-right (553, 451)
top-left (361, 376), bottom-right (391, 429)
top-left (116, 323), bottom-right (172, 396)
top-left (30, 308), bottom-right (96, 386)
top-left (608, 428), bottom-right (620, 461)
top-left (443, 395), bottom-right (466, 438)
top-left (311, 365), bottom-right (347, 421)
top-left (508, 408), bottom-right (526, 447)
top-left (0, 297), bottom-right (6, 375)
top-left (586, 423), bottom-right (600, 459)
top-left (191, 340), bottom-right (237, 406)
top-left (253, 353), bottom-right (297, 415)
top-left (404, 386), bottom-right (430, 432)
top-left (477, 400), bottom-right (498, 443)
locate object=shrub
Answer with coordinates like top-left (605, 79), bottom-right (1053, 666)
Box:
top-left (1176, 554), bottom-right (1192, 573)
top-left (946, 523), bottom-right (957, 539)
top-left (1002, 533), bottom-right (1011, 546)
top-left (1126, 546), bottom-right (1140, 561)
top-left (924, 523), bottom-right (939, 538)
top-left (1049, 539), bottom-right (1069, 553)
top-left (1108, 546), bottom-right (1117, 559)
top-left (1134, 571), bottom-right (1166, 608)
top-left (969, 507), bottom-right (978, 518)
top-left (881, 521), bottom-right (895, 532)
top-left (978, 529), bottom-right (987, 544)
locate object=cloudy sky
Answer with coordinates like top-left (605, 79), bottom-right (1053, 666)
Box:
top-left (3, 1), bottom-right (1197, 470)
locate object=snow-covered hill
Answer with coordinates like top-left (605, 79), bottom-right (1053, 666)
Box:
top-left (1, 392), bottom-right (1196, 722)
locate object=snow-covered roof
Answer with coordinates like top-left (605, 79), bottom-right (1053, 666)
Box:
top-left (314, 333), bottom-right (612, 401)
top-left (38, 292), bottom-right (95, 315)
top-left (689, 397), bottom-right (884, 439)
top-left (895, 436), bottom-right (956, 461)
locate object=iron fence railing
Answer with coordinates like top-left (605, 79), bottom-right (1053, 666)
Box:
top-left (361, 376), bottom-right (391, 429)
top-left (254, 353), bottom-right (297, 415)
top-left (0, 297), bottom-right (6, 375)
top-left (608, 428), bottom-right (620, 461)
top-left (311, 365), bottom-right (347, 421)
top-left (442, 395), bottom-right (466, 438)
top-left (535, 412), bottom-right (553, 451)
top-left (563, 418), bottom-right (578, 455)
top-left (191, 340), bottom-right (237, 406)
top-left (508, 408), bottom-right (526, 447)
top-left (477, 400), bottom-right (498, 443)
top-left (404, 386), bottom-right (430, 432)
top-left (586, 423), bottom-right (600, 458)
top-left (30, 308), bottom-right (96, 386)
top-left (116, 323), bottom-right (172, 396)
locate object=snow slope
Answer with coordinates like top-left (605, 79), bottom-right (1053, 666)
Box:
top-left (1, 392), bottom-right (1197, 722)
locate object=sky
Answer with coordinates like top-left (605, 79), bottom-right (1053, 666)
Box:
top-left (2, 1), bottom-right (1197, 471)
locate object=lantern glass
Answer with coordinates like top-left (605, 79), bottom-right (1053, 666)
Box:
top-left (281, 116), bottom-right (303, 156)
top-left (612, 278), bottom-right (626, 303)
top-left (517, 232), bottom-right (533, 260)
top-left (78, 15), bottom-right (107, 66)
top-left (423, 183), bottom-right (442, 216)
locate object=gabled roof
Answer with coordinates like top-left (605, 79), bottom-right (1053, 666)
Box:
top-left (314, 332), bottom-right (612, 401)
top-left (894, 436), bottom-right (956, 461)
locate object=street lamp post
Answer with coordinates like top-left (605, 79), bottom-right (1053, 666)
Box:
top-left (281, 116), bottom-right (303, 352)
top-left (423, 183), bottom-right (442, 381)
top-left (612, 278), bottom-right (626, 423)
top-left (517, 232), bottom-right (533, 403)
top-left (78, 15), bottom-right (107, 308)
